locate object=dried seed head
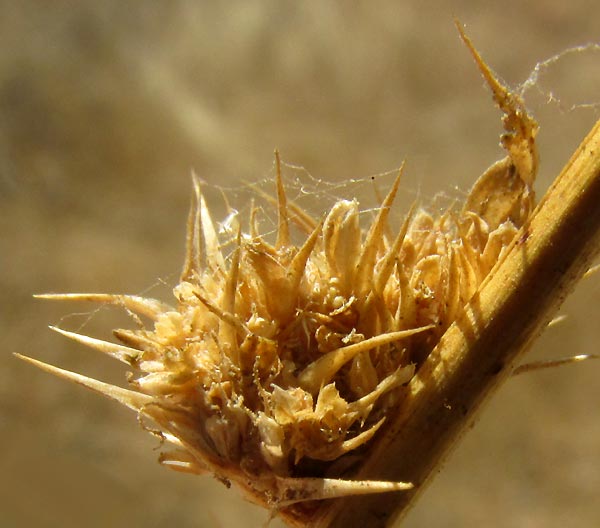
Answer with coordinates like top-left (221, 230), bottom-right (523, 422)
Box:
top-left (20, 25), bottom-right (539, 522)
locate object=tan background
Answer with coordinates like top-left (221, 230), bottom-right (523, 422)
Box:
top-left (2, 2), bottom-right (600, 527)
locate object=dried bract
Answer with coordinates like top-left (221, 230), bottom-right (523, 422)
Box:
top-left (19, 25), bottom-right (539, 521)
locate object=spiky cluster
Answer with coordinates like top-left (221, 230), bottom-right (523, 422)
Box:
top-left (26, 150), bottom-right (533, 506)
top-left (21, 23), bottom-right (539, 516)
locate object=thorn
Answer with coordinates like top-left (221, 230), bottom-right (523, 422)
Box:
top-left (220, 229), bottom-right (243, 362)
top-left (298, 325), bottom-right (433, 395)
top-left (248, 198), bottom-right (260, 239)
top-left (181, 172), bottom-right (202, 281)
top-left (348, 365), bottom-right (415, 414)
top-left (49, 326), bottom-right (141, 365)
top-left (337, 418), bottom-right (385, 455)
top-left (454, 18), bottom-right (511, 113)
top-left (113, 329), bottom-right (157, 351)
top-left (547, 314), bottom-right (567, 328)
top-left (198, 185), bottom-right (225, 272)
top-left (193, 290), bottom-right (249, 337)
top-left (274, 149), bottom-right (290, 249)
top-left (245, 179), bottom-right (317, 234)
top-left (583, 263), bottom-right (600, 279)
top-left (14, 353), bottom-right (153, 411)
top-left (223, 228), bottom-right (242, 315)
top-left (273, 475), bottom-right (412, 507)
top-left (454, 18), bottom-right (538, 185)
top-left (355, 165), bottom-right (404, 297)
top-left (287, 218), bottom-right (323, 291)
top-left (513, 354), bottom-right (600, 376)
top-left (375, 198), bottom-right (416, 294)
top-left (444, 244), bottom-right (461, 327)
top-left (34, 293), bottom-right (172, 320)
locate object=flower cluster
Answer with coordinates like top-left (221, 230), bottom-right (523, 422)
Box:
top-left (21, 24), bottom-right (538, 517)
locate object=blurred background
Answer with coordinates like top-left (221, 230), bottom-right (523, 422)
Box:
top-left (2, 1), bottom-right (600, 527)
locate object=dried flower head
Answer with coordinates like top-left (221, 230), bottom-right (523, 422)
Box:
top-left (19, 24), bottom-right (540, 521)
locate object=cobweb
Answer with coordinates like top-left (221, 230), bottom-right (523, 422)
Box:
top-left (50, 160), bottom-right (459, 337)
top-left (519, 42), bottom-right (600, 114)
top-left (201, 160), bottom-right (453, 244)
top-left (54, 42), bottom-right (600, 336)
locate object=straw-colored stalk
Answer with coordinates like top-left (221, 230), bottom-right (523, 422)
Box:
top-left (310, 63), bottom-right (600, 528)
top-left (17, 23), bottom-right (600, 527)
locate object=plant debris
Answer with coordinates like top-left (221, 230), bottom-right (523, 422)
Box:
top-left (18, 23), bottom-right (542, 519)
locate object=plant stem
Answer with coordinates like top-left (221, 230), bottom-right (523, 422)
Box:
top-left (305, 119), bottom-right (600, 528)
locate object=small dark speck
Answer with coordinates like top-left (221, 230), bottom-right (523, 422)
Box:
top-left (518, 230), bottom-right (530, 245)
top-left (490, 361), bottom-right (504, 375)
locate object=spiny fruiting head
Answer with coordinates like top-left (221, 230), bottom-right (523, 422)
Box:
top-left (19, 25), bottom-right (538, 522)
top-left (23, 148), bottom-right (533, 511)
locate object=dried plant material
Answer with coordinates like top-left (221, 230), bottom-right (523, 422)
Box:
top-left (512, 353), bottom-right (600, 376)
top-left (317, 126), bottom-right (600, 528)
top-left (19, 23), bottom-right (600, 528)
top-left (312, 25), bottom-right (600, 528)
top-left (22, 150), bottom-right (528, 509)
